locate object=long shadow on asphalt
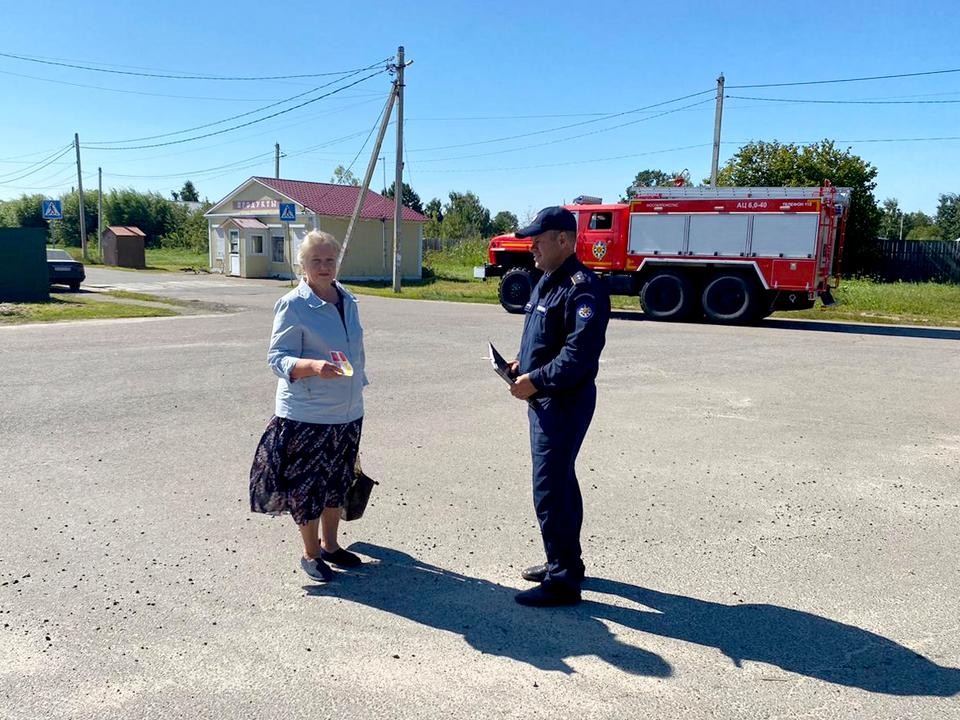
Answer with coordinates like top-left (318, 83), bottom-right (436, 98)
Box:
top-left (305, 543), bottom-right (960, 696)
top-left (610, 310), bottom-right (960, 340)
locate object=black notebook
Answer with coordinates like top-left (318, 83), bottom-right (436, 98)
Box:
top-left (488, 341), bottom-right (514, 385)
top-left (488, 341), bottom-right (540, 408)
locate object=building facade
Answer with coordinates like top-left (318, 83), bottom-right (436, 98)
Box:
top-left (204, 177), bottom-right (427, 280)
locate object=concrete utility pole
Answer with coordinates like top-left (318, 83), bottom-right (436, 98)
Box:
top-left (392, 46), bottom-right (405, 293)
top-left (74, 134), bottom-right (88, 260)
top-left (275, 143), bottom-right (280, 179)
top-left (710, 74), bottom-right (725, 187)
top-left (97, 167), bottom-right (102, 259)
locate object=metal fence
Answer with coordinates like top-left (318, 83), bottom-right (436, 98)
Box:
top-left (423, 237), bottom-right (472, 252)
top-left (871, 239), bottom-right (960, 283)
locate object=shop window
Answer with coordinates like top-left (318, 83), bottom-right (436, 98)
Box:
top-left (272, 236), bottom-right (285, 263)
top-left (251, 235), bottom-right (264, 254)
top-left (589, 212), bottom-right (612, 231)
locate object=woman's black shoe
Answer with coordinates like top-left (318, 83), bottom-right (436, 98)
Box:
top-left (320, 547), bottom-right (362, 567)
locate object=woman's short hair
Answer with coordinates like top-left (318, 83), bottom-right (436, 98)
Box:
top-left (298, 230), bottom-right (341, 268)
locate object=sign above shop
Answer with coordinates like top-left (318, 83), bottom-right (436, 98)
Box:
top-left (233, 199), bottom-right (279, 210)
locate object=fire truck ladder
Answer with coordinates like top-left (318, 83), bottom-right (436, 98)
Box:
top-left (630, 186), bottom-right (840, 200)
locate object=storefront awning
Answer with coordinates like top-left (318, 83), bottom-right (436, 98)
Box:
top-left (220, 217), bottom-right (269, 229)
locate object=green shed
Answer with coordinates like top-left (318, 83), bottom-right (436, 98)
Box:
top-left (0, 227), bottom-right (49, 302)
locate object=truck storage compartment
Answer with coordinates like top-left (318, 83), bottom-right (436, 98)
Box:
top-left (751, 214), bottom-right (819, 258)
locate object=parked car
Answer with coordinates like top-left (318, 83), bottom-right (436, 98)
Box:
top-left (46, 248), bottom-right (85, 291)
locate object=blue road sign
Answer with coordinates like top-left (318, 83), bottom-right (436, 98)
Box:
top-left (42, 200), bottom-right (63, 220)
top-left (279, 203), bottom-right (296, 222)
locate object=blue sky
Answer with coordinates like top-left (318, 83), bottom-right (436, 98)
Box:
top-left (1, 1), bottom-right (958, 221)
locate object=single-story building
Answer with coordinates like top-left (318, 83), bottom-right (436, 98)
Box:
top-left (203, 176), bottom-right (428, 280)
top-left (101, 226), bottom-right (146, 268)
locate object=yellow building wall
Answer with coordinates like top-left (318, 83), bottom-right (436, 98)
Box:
top-left (321, 217), bottom-right (422, 280)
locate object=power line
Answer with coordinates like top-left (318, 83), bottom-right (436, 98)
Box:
top-left (82, 69), bottom-right (389, 151)
top-left (0, 145), bottom-right (74, 163)
top-left (85, 62), bottom-right (387, 146)
top-left (341, 93), bottom-right (392, 177)
top-left (410, 88), bottom-right (715, 152)
top-left (91, 100), bottom-right (385, 169)
top-left (414, 143), bottom-right (714, 174)
top-left (795, 135), bottom-right (960, 144)
top-left (6, 165), bottom-right (79, 191)
top-left (408, 112), bottom-right (632, 121)
top-left (92, 127), bottom-right (382, 183)
top-left (727, 67), bottom-right (960, 89)
top-left (0, 50), bottom-right (393, 81)
top-left (105, 150), bottom-right (276, 179)
top-left (0, 144), bottom-right (74, 185)
top-left (411, 98), bottom-right (715, 163)
top-left (728, 94), bottom-right (960, 105)
top-left (0, 68), bottom-right (291, 102)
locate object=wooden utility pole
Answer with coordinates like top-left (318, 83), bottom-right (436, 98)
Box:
top-left (392, 45), bottom-right (405, 293)
top-left (710, 74), bottom-right (725, 187)
top-left (75, 133), bottom-right (88, 260)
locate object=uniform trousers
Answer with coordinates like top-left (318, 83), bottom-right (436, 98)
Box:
top-left (528, 383), bottom-right (596, 590)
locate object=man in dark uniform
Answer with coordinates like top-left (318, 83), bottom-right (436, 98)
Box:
top-left (507, 206), bottom-right (610, 607)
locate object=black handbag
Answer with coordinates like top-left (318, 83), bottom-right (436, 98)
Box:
top-left (341, 458), bottom-right (377, 521)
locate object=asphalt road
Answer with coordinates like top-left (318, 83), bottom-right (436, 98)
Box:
top-left (2, 268), bottom-right (959, 719)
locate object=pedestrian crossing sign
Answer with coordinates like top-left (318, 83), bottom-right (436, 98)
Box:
top-left (279, 203), bottom-right (296, 222)
top-left (42, 200), bottom-right (63, 220)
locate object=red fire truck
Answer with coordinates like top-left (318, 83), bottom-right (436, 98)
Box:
top-left (476, 184), bottom-right (851, 323)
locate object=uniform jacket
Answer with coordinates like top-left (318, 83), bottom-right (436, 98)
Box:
top-left (268, 279), bottom-right (368, 424)
top-left (518, 255), bottom-right (610, 396)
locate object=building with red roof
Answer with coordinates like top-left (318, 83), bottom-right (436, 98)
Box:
top-left (101, 225), bottom-right (147, 269)
top-left (204, 176), bottom-right (428, 280)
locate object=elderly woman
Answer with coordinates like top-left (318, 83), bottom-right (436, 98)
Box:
top-left (250, 230), bottom-right (368, 581)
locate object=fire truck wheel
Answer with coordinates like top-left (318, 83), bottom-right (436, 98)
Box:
top-left (499, 268), bottom-right (534, 313)
top-left (640, 271), bottom-right (694, 321)
top-left (701, 274), bottom-right (758, 324)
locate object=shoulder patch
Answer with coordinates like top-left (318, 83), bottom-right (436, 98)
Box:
top-left (571, 271), bottom-right (586, 285)
top-left (576, 303), bottom-right (594, 320)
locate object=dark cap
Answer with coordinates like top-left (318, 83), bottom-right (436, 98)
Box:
top-left (514, 206), bottom-right (577, 238)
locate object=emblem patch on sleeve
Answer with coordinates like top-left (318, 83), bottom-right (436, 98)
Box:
top-left (577, 304), bottom-right (594, 320)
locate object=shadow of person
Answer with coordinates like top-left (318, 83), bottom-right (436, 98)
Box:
top-left (303, 542), bottom-right (671, 677)
top-left (585, 579), bottom-right (960, 697)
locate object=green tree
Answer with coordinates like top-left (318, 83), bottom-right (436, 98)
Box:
top-left (178, 180), bottom-right (200, 202)
top-left (879, 198), bottom-right (902, 239)
top-left (423, 197), bottom-right (443, 238)
top-left (382, 180), bottom-right (423, 214)
top-left (103, 188), bottom-right (177, 248)
top-left (49, 190), bottom-right (98, 247)
top-left (904, 210), bottom-right (938, 240)
top-left (161, 201), bottom-right (212, 252)
top-left (331, 165), bottom-right (360, 186)
top-left (879, 199), bottom-right (940, 240)
top-left (621, 169), bottom-right (689, 201)
top-left (716, 140), bottom-right (881, 275)
top-left (491, 210), bottom-right (518, 235)
top-left (441, 191), bottom-right (491, 239)
top-left (906, 224), bottom-right (942, 241)
top-left (935, 193), bottom-right (960, 241)
top-left (8, 194), bottom-right (49, 229)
